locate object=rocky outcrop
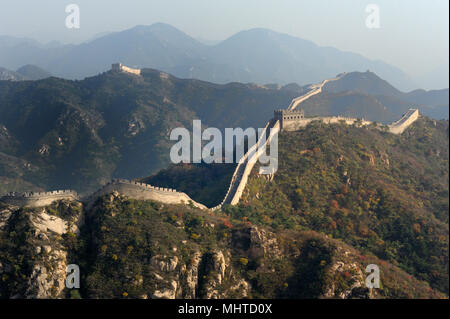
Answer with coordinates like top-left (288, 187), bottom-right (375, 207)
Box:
top-left (232, 225), bottom-right (282, 261)
top-left (0, 206), bottom-right (13, 229)
top-left (0, 201), bottom-right (83, 298)
top-left (150, 255), bottom-right (179, 272)
top-left (197, 251), bottom-right (228, 299)
top-left (147, 249), bottom-right (250, 299)
top-left (182, 251), bottom-right (202, 299)
top-left (321, 246), bottom-right (371, 299)
top-left (25, 248), bottom-right (68, 298)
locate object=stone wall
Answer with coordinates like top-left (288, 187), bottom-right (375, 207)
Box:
top-left (85, 179), bottom-right (206, 209)
top-left (0, 180), bottom-right (206, 210)
top-left (280, 116), bottom-right (372, 131)
top-left (212, 119), bottom-right (280, 210)
top-left (288, 73), bottom-right (345, 110)
top-left (388, 109), bottom-right (419, 134)
top-left (229, 120), bottom-right (280, 205)
top-left (0, 190), bottom-right (78, 208)
top-left (111, 63), bottom-right (141, 76)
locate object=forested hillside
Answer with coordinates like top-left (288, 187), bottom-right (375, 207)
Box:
top-left (149, 117), bottom-right (449, 294)
top-left (0, 70), bottom-right (298, 194)
top-left (0, 194), bottom-right (444, 299)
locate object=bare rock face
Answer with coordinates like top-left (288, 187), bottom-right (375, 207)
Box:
top-left (25, 249), bottom-right (68, 298)
top-left (232, 225), bottom-right (281, 261)
top-left (148, 254), bottom-right (182, 299)
top-left (151, 280), bottom-right (178, 299)
top-left (183, 251), bottom-right (202, 299)
top-left (228, 279), bottom-right (250, 298)
top-left (30, 210), bottom-right (68, 235)
top-left (126, 117), bottom-right (145, 137)
top-left (379, 150), bottom-right (390, 167)
top-left (0, 201), bottom-right (84, 298)
top-left (148, 248), bottom-right (251, 299)
top-left (0, 207), bottom-right (13, 229)
top-left (201, 250), bottom-right (228, 299)
top-left (249, 226), bottom-right (281, 258)
top-left (322, 257), bottom-right (368, 299)
top-left (150, 255), bottom-right (179, 272)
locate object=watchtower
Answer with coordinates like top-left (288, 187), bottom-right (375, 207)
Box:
top-left (274, 109), bottom-right (305, 130)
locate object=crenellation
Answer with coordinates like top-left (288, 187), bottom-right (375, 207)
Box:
top-left (274, 109), bottom-right (374, 131)
top-left (0, 189), bottom-right (78, 207)
top-left (0, 178), bottom-right (208, 209)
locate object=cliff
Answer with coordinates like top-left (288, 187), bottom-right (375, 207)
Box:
top-left (0, 194), bottom-right (442, 299)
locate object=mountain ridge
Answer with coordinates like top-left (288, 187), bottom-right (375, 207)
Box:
top-left (0, 23), bottom-right (421, 91)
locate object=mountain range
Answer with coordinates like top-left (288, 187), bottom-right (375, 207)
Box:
top-left (0, 41), bottom-right (448, 299)
top-left (1, 111), bottom-right (447, 299)
top-left (0, 65), bottom-right (51, 81)
top-left (0, 68), bottom-right (301, 193)
top-left (0, 68), bottom-right (448, 195)
top-left (0, 23), bottom-right (429, 91)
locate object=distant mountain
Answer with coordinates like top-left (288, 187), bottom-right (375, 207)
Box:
top-left (0, 65), bottom-right (52, 81)
top-left (324, 71), bottom-right (402, 97)
top-left (319, 71), bottom-right (449, 120)
top-left (403, 88), bottom-right (449, 107)
top-left (16, 64), bottom-right (52, 80)
top-left (195, 37), bottom-right (221, 46)
top-left (0, 67), bottom-right (27, 81)
top-left (0, 23), bottom-right (419, 90)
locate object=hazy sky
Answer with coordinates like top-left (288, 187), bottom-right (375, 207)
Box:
top-left (0, 0), bottom-right (448, 78)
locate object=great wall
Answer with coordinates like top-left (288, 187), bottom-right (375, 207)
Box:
top-left (387, 109), bottom-right (420, 134)
top-left (0, 69), bottom-right (419, 210)
top-left (209, 73), bottom-right (419, 210)
top-left (111, 63), bottom-right (141, 76)
top-left (0, 190), bottom-right (79, 208)
top-left (1, 179), bottom-right (206, 209)
top-left (85, 179), bottom-right (206, 209)
top-left (209, 79), bottom-right (331, 210)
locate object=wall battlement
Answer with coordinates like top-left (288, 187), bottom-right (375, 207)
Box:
top-left (3, 190), bottom-right (78, 198)
top-left (0, 190), bottom-right (78, 208)
top-left (214, 74), bottom-right (418, 210)
top-left (388, 109), bottom-right (419, 134)
top-left (84, 179), bottom-right (206, 209)
top-left (275, 110), bottom-right (372, 131)
top-left (111, 63), bottom-right (141, 76)
top-left (0, 179), bottom-right (206, 209)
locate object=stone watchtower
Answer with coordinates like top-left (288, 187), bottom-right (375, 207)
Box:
top-left (111, 63), bottom-right (141, 76)
top-left (111, 63), bottom-right (123, 72)
top-left (274, 109), bottom-right (305, 130)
